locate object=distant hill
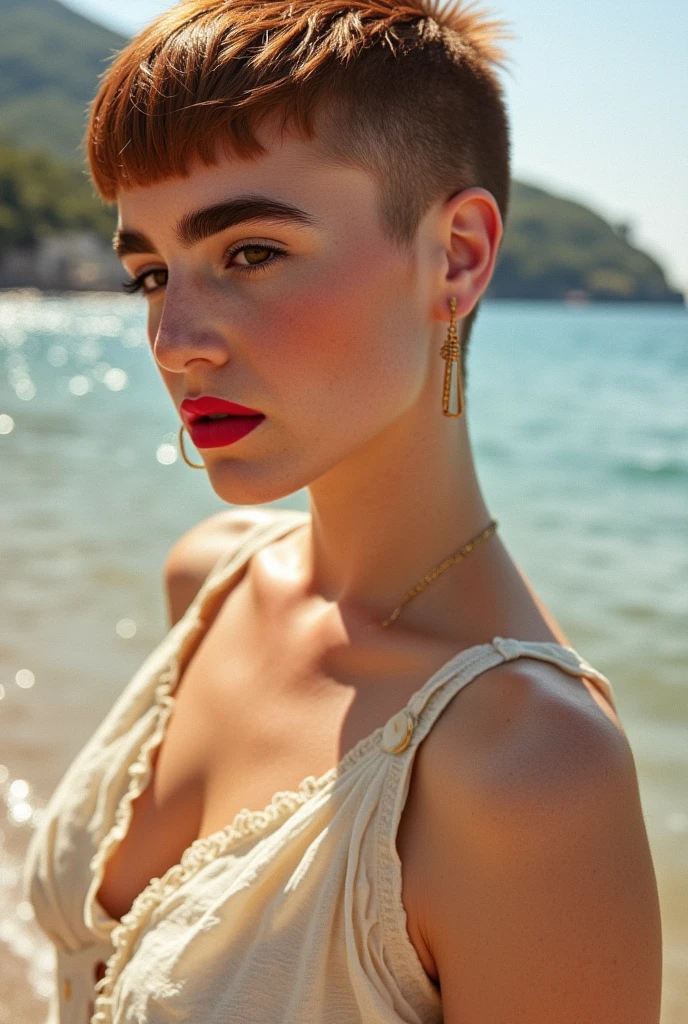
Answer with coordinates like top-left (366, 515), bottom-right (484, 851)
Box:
top-left (0, 0), bottom-right (126, 164)
top-left (492, 182), bottom-right (682, 303)
top-left (0, 0), bottom-right (683, 302)
top-left (0, 142), bottom-right (115, 249)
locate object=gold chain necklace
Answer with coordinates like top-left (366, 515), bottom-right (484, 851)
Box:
top-left (379, 518), bottom-right (499, 628)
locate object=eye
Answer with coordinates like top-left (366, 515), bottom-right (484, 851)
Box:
top-left (121, 268), bottom-right (167, 296)
top-left (227, 242), bottom-right (288, 274)
top-left (120, 242), bottom-right (288, 296)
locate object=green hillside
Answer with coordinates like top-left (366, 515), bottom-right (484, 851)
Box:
top-left (0, 0), bottom-right (126, 164)
top-left (0, 142), bottom-right (115, 248)
top-left (492, 182), bottom-right (682, 303)
top-left (0, 0), bottom-right (683, 302)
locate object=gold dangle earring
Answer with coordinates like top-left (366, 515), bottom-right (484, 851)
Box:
top-left (178, 424), bottom-right (205, 469)
top-left (440, 296), bottom-right (464, 417)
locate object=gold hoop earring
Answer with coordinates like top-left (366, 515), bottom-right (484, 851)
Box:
top-left (440, 296), bottom-right (464, 417)
top-left (178, 424), bottom-right (205, 469)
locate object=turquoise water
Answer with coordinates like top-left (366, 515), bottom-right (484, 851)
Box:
top-left (0, 294), bottom-right (686, 1021)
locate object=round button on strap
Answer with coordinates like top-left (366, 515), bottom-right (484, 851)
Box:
top-left (381, 709), bottom-right (416, 753)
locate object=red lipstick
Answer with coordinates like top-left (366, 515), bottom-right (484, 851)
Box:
top-left (180, 396), bottom-right (265, 449)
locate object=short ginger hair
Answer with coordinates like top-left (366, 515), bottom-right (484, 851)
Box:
top-left (84, 0), bottom-right (515, 371)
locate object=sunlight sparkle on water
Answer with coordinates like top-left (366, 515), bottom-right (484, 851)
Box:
top-left (76, 315), bottom-right (122, 337)
top-left (68, 375), bottom-right (92, 396)
top-left (104, 368), bottom-right (128, 391)
top-left (157, 443), bottom-right (178, 465)
top-left (16, 380), bottom-right (36, 400)
top-left (47, 345), bottom-right (68, 367)
top-left (9, 802), bottom-right (34, 824)
top-left (9, 779), bottom-right (30, 801)
top-left (6, 779), bottom-right (34, 827)
top-left (15, 669), bottom-right (35, 690)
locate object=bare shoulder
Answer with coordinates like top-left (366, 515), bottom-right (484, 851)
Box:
top-left (163, 507), bottom-right (283, 626)
top-left (406, 658), bottom-right (662, 1023)
top-left (421, 654), bottom-right (627, 812)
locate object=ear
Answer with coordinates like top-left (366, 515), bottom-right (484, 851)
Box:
top-left (432, 186), bottom-right (503, 324)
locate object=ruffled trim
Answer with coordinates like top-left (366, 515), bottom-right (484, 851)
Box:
top-left (86, 657), bottom-right (178, 930)
top-left (89, 667), bottom-right (383, 1024)
top-left (86, 513), bottom-right (310, 942)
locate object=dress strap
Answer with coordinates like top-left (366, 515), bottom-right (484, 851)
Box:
top-left (490, 636), bottom-right (617, 710)
top-left (184, 508), bottom-right (311, 626)
top-left (402, 636), bottom-right (617, 749)
top-left (377, 634), bottom-right (618, 813)
top-left (374, 636), bottom-right (618, 991)
top-left (378, 635), bottom-right (619, 833)
top-left (166, 508), bottom-right (311, 684)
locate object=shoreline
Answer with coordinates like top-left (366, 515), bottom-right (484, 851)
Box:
top-left (0, 287), bottom-right (685, 306)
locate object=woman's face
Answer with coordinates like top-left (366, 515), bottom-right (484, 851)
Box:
top-left (115, 126), bottom-right (442, 505)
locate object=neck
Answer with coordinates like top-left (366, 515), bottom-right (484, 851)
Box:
top-left (293, 407), bottom-right (499, 637)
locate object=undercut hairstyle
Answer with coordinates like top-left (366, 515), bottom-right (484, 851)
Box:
top-left (84, 0), bottom-right (515, 383)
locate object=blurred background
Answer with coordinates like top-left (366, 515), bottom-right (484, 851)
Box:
top-left (0, 1), bottom-right (686, 1021)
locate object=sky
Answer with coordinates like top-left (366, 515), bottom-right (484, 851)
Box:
top-left (62, 0), bottom-right (688, 297)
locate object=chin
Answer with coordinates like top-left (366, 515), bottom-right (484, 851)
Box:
top-left (204, 458), bottom-right (311, 507)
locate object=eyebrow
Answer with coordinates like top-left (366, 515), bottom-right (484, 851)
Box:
top-left (113, 195), bottom-right (318, 260)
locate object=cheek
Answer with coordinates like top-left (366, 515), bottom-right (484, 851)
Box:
top-left (270, 256), bottom-right (421, 424)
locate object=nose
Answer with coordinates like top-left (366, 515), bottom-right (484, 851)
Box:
top-left (150, 301), bottom-right (229, 374)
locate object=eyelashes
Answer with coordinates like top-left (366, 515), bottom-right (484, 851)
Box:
top-left (121, 269), bottom-right (166, 295)
top-left (121, 242), bottom-right (288, 296)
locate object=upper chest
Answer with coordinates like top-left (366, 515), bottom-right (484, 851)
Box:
top-left (94, 577), bottom-right (456, 980)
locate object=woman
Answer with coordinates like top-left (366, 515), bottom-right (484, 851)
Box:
top-left (24, 0), bottom-right (662, 1021)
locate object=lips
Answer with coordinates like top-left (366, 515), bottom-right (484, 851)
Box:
top-left (186, 415), bottom-right (265, 449)
top-left (180, 395), bottom-right (264, 428)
